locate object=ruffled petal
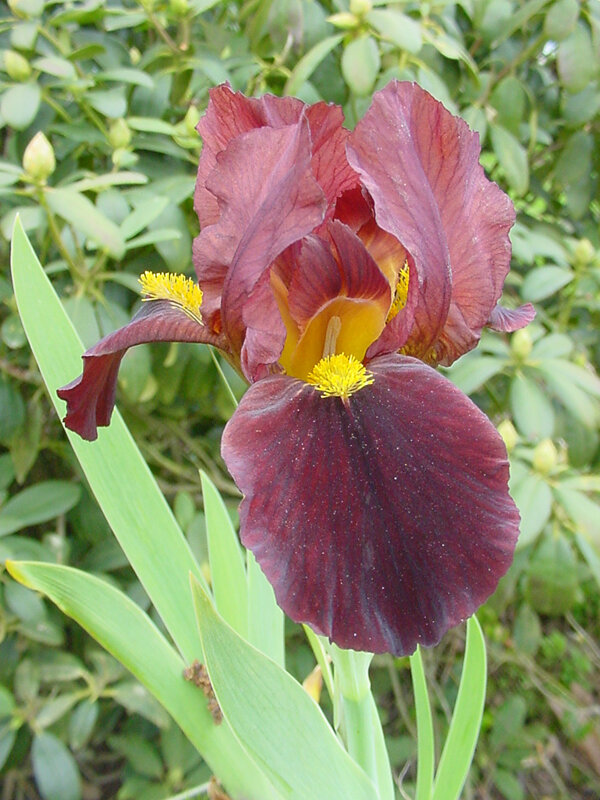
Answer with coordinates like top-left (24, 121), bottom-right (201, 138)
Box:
top-left (348, 81), bottom-right (516, 366)
top-left (194, 85), bottom-right (357, 233)
top-left (222, 354), bottom-right (519, 656)
top-left (57, 302), bottom-right (221, 441)
top-left (193, 118), bottom-right (326, 350)
top-left (487, 302), bottom-right (535, 332)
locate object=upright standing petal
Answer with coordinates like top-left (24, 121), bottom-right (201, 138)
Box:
top-left (194, 118), bottom-right (326, 361)
top-left (194, 85), bottom-right (357, 233)
top-left (348, 81), bottom-right (516, 365)
top-left (222, 354), bottom-right (520, 656)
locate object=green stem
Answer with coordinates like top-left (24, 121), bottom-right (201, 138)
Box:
top-left (410, 646), bottom-right (435, 800)
top-left (331, 646), bottom-right (379, 794)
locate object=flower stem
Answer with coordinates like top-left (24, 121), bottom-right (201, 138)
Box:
top-left (331, 646), bottom-right (379, 794)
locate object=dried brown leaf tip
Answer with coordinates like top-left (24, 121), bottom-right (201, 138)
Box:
top-left (208, 776), bottom-right (232, 800)
top-left (183, 660), bottom-right (223, 724)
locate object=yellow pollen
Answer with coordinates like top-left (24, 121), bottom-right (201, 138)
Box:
top-left (306, 353), bottom-right (374, 400)
top-left (386, 260), bottom-right (410, 323)
top-left (139, 271), bottom-right (203, 325)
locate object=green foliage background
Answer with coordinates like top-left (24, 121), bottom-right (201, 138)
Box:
top-left (1, 0), bottom-right (599, 798)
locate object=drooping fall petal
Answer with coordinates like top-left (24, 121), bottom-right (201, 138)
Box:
top-left (347, 81), bottom-right (515, 366)
top-left (222, 354), bottom-right (520, 656)
top-left (58, 302), bottom-right (222, 441)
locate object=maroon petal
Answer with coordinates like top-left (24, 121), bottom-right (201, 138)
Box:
top-left (194, 85), bottom-right (356, 232)
top-left (58, 302), bottom-right (222, 441)
top-left (193, 118), bottom-right (326, 352)
top-left (194, 86), bottom-right (309, 231)
top-left (222, 354), bottom-right (519, 656)
top-left (348, 81), bottom-right (516, 365)
top-left (288, 221), bottom-right (390, 325)
top-left (487, 302), bottom-right (535, 332)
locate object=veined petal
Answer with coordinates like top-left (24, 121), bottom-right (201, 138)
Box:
top-left (193, 119), bottom-right (326, 353)
top-left (348, 81), bottom-right (516, 366)
top-left (487, 302), bottom-right (535, 332)
top-left (194, 85), bottom-right (357, 231)
top-left (222, 354), bottom-right (519, 656)
top-left (58, 302), bottom-right (222, 441)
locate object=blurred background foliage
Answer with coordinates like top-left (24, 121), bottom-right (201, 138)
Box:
top-left (0, 0), bottom-right (599, 798)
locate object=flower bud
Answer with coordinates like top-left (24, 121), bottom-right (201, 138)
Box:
top-left (8, 0), bottom-right (43, 18)
top-left (170, 0), bottom-right (188, 15)
top-left (184, 105), bottom-right (201, 135)
top-left (327, 12), bottom-right (361, 29)
top-left (349, 0), bottom-right (372, 16)
top-left (4, 49), bottom-right (31, 81)
top-left (108, 118), bottom-right (132, 150)
top-left (497, 419), bottom-right (518, 452)
top-left (129, 47), bottom-right (141, 65)
top-left (573, 238), bottom-right (595, 267)
top-left (22, 131), bottom-right (55, 182)
top-left (511, 328), bottom-right (533, 360)
top-left (532, 439), bottom-right (558, 475)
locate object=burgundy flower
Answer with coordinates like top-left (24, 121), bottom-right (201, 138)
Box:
top-left (58, 82), bottom-right (534, 656)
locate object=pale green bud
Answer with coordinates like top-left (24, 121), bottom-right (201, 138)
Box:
top-left (129, 47), bottom-right (141, 66)
top-left (4, 49), bottom-right (31, 81)
top-left (497, 419), bottom-right (519, 452)
top-left (511, 328), bottom-right (533, 360)
top-left (108, 118), bottom-right (132, 150)
top-left (573, 238), bottom-right (595, 267)
top-left (327, 12), bottom-right (360, 29)
top-left (349, 0), bottom-right (372, 16)
top-left (532, 439), bottom-right (558, 475)
top-left (22, 131), bottom-right (55, 182)
top-left (170, 0), bottom-right (189, 16)
top-left (184, 106), bottom-right (201, 135)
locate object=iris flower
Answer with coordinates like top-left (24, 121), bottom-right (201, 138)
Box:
top-left (58, 82), bottom-right (534, 656)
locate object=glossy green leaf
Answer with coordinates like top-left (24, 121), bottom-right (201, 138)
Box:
top-left (11, 219), bottom-right (206, 658)
top-left (120, 196), bottom-right (170, 240)
top-left (32, 731), bottom-right (82, 800)
top-left (525, 533), bottom-right (579, 615)
top-left (557, 23), bottom-right (597, 92)
top-left (442, 355), bottom-right (506, 395)
top-left (192, 576), bottom-right (376, 800)
top-left (554, 487), bottom-right (600, 587)
top-left (0, 481), bottom-right (81, 537)
top-left (11, 220), bottom-right (281, 800)
top-left (520, 265), bottom-right (574, 302)
top-left (201, 470), bottom-right (248, 638)
top-left (0, 83), bottom-right (41, 129)
top-left (284, 34), bottom-right (343, 95)
top-left (544, 0), bottom-right (579, 40)
top-left (432, 616), bottom-right (486, 800)
top-left (509, 372), bottom-right (555, 438)
top-left (247, 551), bottom-right (285, 666)
top-left (366, 9), bottom-right (422, 53)
top-left (536, 363), bottom-right (599, 427)
top-left (32, 56), bottom-right (76, 79)
top-left (491, 125), bottom-right (529, 196)
top-left (44, 188), bottom-right (126, 259)
top-left (511, 473), bottom-right (553, 549)
top-left (342, 36), bottom-right (380, 97)
top-left (7, 561), bottom-right (280, 800)
top-left (87, 88), bottom-right (127, 118)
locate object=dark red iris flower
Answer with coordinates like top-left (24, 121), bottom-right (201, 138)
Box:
top-left (58, 82), bottom-right (534, 656)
